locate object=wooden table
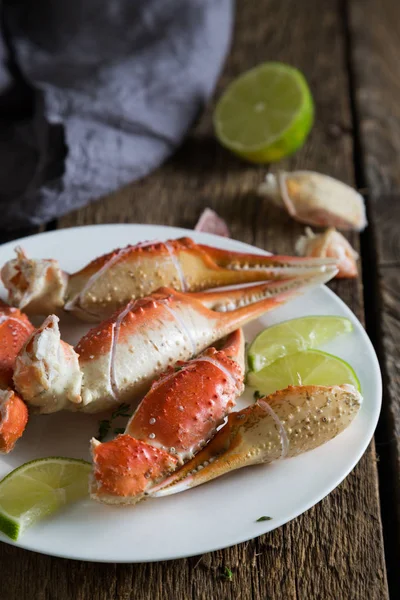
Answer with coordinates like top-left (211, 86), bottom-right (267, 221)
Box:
top-left (1, 1), bottom-right (399, 598)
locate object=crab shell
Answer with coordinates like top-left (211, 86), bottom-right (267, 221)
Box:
top-left (1, 237), bottom-right (337, 321)
top-left (259, 171), bottom-right (367, 231)
top-left (90, 329), bottom-right (245, 505)
top-left (0, 301), bottom-right (33, 453)
top-left (151, 384), bottom-right (363, 497)
top-left (13, 267), bottom-right (337, 415)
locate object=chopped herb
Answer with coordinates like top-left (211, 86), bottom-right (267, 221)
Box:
top-left (174, 365), bottom-right (184, 372)
top-left (114, 427), bottom-right (125, 435)
top-left (97, 420), bottom-right (111, 442)
top-left (111, 403), bottom-right (132, 419)
top-left (97, 403), bottom-right (132, 441)
top-left (253, 390), bottom-right (262, 401)
top-left (222, 566), bottom-right (233, 581)
top-left (256, 516), bottom-right (272, 522)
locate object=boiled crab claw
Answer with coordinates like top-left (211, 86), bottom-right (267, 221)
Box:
top-left (0, 301), bottom-right (33, 452)
top-left (13, 269), bottom-right (337, 414)
top-left (90, 330), bottom-right (245, 504)
top-left (150, 384), bottom-right (362, 497)
top-left (1, 237), bottom-right (337, 321)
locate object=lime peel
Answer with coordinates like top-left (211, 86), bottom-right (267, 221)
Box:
top-left (248, 316), bottom-right (353, 373)
top-left (0, 457), bottom-right (91, 540)
top-left (214, 62), bottom-right (314, 163)
top-left (247, 349), bottom-right (361, 397)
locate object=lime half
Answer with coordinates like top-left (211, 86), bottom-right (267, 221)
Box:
top-left (0, 457), bottom-right (91, 540)
top-left (248, 316), bottom-right (353, 372)
top-left (214, 62), bottom-right (314, 163)
top-left (247, 349), bottom-right (361, 397)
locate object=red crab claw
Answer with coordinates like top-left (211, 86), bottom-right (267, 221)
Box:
top-left (150, 384), bottom-right (362, 497)
top-left (0, 390), bottom-right (28, 453)
top-left (0, 300), bottom-right (34, 452)
top-left (0, 300), bottom-right (35, 389)
top-left (2, 237), bottom-right (336, 321)
top-left (90, 330), bottom-right (245, 504)
top-left (13, 267), bottom-right (337, 414)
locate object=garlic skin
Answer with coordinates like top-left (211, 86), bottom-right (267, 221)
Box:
top-left (259, 171), bottom-right (367, 231)
top-left (194, 208), bottom-right (230, 237)
top-left (295, 227), bottom-right (358, 279)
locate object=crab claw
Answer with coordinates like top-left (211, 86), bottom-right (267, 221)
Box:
top-left (0, 300), bottom-right (35, 389)
top-left (13, 264), bottom-right (337, 414)
top-left (90, 436), bottom-right (179, 504)
top-left (13, 265), bottom-right (337, 414)
top-left (2, 238), bottom-right (336, 321)
top-left (90, 330), bottom-right (245, 504)
top-left (0, 300), bottom-right (33, 452)
top-left (150, 384), bottom-right (362, 497)
top-left (0, 389), bottom-right (28, 453)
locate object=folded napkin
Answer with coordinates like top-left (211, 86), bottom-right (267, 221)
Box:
top-left (0, 0), bottom-right (233, 229)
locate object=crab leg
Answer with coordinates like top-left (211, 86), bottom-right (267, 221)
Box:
top-left (13, 268), bottom-right (337, 414)
top-left (0, 301), bottom-right (33, 452)
top-left (90, 330), bottom-right (245, 504)
top-left (150, 384), bottom-right (362, 497)
top-left (1, 237), bottom-right (336, 321)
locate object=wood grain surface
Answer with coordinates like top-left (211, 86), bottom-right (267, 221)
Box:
top-left (349, 0), bottom-right (400, 595)
top-left (0, 1), bottom-right (390, 599)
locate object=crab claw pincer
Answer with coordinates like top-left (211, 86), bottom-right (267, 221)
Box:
top-left (2, 237), bottom-right (337, 321)
top-left (150, 384), bottom-right (362, 497)
top-left (13, 267), bottom-right (337, 414)
top-left (90, 330), bottom-right (245, 504)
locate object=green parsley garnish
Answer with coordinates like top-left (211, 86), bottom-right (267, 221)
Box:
top-left (114, 427), bottom-right (125, 435)
top-left (97, 403), bottom-right (132, 441)
top-left (256, 516), bottom-right (272, 522)
top-left (222, 566), bottom-right (233, 581)
top-left (112, 403), bottom-right (132, 418)
top-left (253, 390), bottom-right (262, 401)
top-left (97, 420), bottom-right (111, 442)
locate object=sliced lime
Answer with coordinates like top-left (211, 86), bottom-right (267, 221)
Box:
top-left (248, 316), bottom-right (353, 372)
top-left (247, 349), bottom-right (361, 397)
top-left (213, 62), bottom-right (314, 163)
top-left (0, 457), bottom-right (91, 540)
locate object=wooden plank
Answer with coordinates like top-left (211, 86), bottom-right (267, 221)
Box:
top-left (378, 259), bottom-right (400, 492)
top-left (348, 0), bottom-right (400, 196)
top-left (0, 1), bottom-right (388, 599)
top-left (348, 0), bottom-right (400, 595)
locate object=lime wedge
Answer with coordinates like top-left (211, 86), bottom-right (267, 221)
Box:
top-left (0, 457), bottom-right (91, 540)
top-left (213, 62), bottom-right (314, 163)
top-left (248, 316), bottom-right (353, 372)
top-left (247, 349), bottom-right (361, 397)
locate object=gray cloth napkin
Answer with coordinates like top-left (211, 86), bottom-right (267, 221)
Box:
top-left (0, 0), bottom-right (233, 229)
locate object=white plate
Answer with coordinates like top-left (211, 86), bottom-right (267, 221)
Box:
top-left (0, 224), bottom-right (381, 563)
